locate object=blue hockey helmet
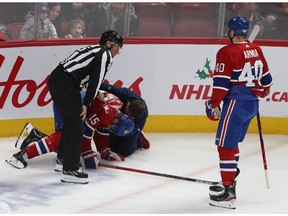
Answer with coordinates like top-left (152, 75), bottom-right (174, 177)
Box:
top-left (109, 114), bottom-right (135, 136)
top-left (227, 16), bottom-right (249, 35)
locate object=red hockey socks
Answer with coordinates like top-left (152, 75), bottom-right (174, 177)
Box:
top-left (25, 130), bottom-right (62, 159)
top-left (217, 146), bottom-right (239, 187)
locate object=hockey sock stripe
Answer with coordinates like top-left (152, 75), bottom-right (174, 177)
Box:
top-left (83, 121), bottom-right (94, 139)
top-left (218, 147), bottom-right (238, 186)
top-left (36, 139), bottom-right (50, 154)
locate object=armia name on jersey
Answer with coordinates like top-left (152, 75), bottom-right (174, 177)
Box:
top-left (243, 49), bottom-right (259, 59)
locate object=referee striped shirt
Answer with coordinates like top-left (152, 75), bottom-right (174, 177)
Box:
top-left (60, 45), bottom-right (113, 107)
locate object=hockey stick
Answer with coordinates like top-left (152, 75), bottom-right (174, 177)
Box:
top-left (256, 112), bottom-right (270, 189)
top-left (248, 25), bottom-right (260, 43)
top-left (99, 163), bottom-right (219, 185)
top-left (247, 25), bottom-right (270, 188)
top-left (247, 25), bottom-right (270, 189)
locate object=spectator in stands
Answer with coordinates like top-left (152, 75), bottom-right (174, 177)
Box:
top-left (0, 24), bottom-right (11, 40)
top-left (262, 11), bottom-right (281, 39)
top-left (20, 3), bottom-right (59, 39)
top-left (276, 2), bottom-right (288, 39)
top-left (225, 3), bottom-right (267, 38)
top-left (61, 3), bottom-right (90, 24)
top-left (87, 3), bottom-right (138, 37)
top-left (64, 18), bottom-right (85, 38)
top-left (48, 3), bottom-right (63, 35)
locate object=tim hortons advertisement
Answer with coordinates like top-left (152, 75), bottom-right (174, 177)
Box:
top-left (0, 44), bottom-right (287, 120)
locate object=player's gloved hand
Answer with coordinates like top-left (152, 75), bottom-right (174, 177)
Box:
top-left (81, 150), bottom-right (99, 169)
top-left (205, 100), bottom-right (221, 121)
top-left (101, 147), bottom-right (125, 162)
top-left (253, 87), bottom-right (270, 98)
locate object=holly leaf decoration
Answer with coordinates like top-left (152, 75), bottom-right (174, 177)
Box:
top-left (204, 58), bottom-right (211, 71)
top-left (196, 69), bottom-right (210, 79)
top-left (194, 58), bottom-right (213, 80)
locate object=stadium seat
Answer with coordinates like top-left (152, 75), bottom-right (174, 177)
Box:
top-left (60, 20), bottom-right (70, 38)
top-left (173, 3), bottom-right (218, 21)
top-left (174, 20), bottom-right (216, 37)
top-left (139, 19), bottom-right (171, 37)
top-left (7, 23), bottom-right (24, 40)
top-left (136, 2), bottom-right (170, 21)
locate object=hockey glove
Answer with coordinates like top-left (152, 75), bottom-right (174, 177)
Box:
top-left (205, 100), bottom-right (221, 121)
top-left (81, 150), bottom-right (99, 169)
top-left (253, 87), bottom-right (270, 98)
top-left (101, 147), bottom-right (125, 162)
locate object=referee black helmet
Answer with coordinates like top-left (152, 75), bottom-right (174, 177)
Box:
top-left (100, 30), bottom-right (123, 48)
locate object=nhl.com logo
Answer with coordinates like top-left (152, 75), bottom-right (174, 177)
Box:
top-left (169, 58), bottom-right (213, 100)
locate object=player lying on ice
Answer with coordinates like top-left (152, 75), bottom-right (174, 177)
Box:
top-left (5, 91), bottom-right (144, 170)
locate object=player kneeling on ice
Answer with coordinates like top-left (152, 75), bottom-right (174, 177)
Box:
top-left (6, 93), bottom-right (134, 170)
top-left (95, 82), bottom-right (150, 161)
top-left (205, 16), bottom-right (272, 209)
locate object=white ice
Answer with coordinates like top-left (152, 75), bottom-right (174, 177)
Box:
top-left (0, 133), bottom-right (288, 214)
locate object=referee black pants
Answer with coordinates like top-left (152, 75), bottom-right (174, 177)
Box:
top-left (48, 65), bottom-right (83, 171)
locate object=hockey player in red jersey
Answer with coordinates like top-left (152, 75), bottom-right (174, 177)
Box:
top-left (205, 16), bottom-right (273, 209)
top-left (6, 93), bottom-right (134, 170)
top-left (95, 82), bottom-right (150, 162)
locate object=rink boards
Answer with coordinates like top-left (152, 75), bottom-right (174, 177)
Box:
top-left (0, 39), bottom-right (287, 136)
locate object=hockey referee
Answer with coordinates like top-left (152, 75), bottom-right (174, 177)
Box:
top-left (48, 30), bottom-right (123, 184)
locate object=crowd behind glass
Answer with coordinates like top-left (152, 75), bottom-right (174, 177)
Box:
top-left (0, 2), bottom-right (287, 41)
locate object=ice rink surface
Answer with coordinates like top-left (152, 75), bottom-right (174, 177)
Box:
top-left (0, 133), bottom-right (287, 214)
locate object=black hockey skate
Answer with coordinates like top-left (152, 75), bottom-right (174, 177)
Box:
top-left (5, 150), bottom-right (27, 169)
top-left (209, 167), bottom-right (240, 196)
top-left (54, 158), bottom-right (82, 172)
top-left (18, 127), bottom-right (48, 150)
top-left (209, 182), bottom-right (236, 209)
top-left (61, 169), bottom-right (89, 184)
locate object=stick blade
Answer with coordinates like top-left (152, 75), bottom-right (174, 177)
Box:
top-left (265, 170), bottom-right (270, 189)
top-left (14, 122), bottom-right (33, 149)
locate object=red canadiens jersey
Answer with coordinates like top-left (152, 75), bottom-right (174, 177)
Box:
top-left (211, 41), bottom-right (272, 108)
top-left (85, 93), bottom-right (123, 129)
